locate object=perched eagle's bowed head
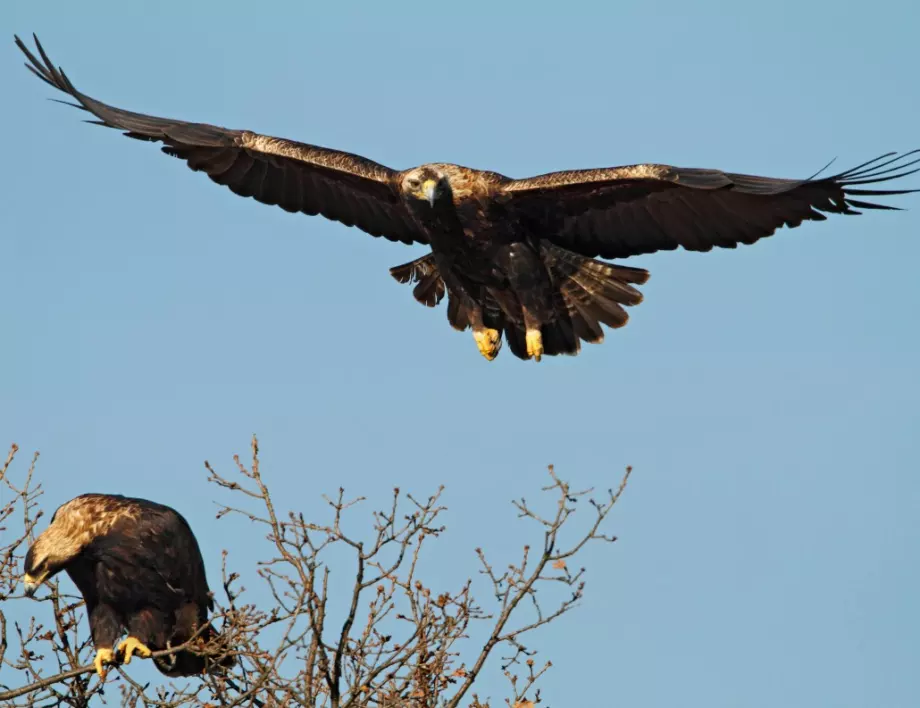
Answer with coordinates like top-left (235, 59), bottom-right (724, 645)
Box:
top-left (23, 493), bottom-right (232, 679)
top-left (14, 34), bottom-right (920, 362)
top-left (23, 499), bottom-right (90, 594)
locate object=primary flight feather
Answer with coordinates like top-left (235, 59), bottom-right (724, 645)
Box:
top-left (15, 34), bottom-right (919, 362)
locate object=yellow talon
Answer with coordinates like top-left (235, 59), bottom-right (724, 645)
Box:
top-left (94, 647), bottom-right (115, 678)
top-left (473, 327), bottom-right (501, 361)
top-left (118, 636), bottom-right (152, 665)
top-left (525, 328), bottom-right (543, 362)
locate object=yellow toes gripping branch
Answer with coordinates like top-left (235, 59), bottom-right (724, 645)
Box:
top-left (118, 636), bottom-right (153, 664)
top-left (93, 647), bottom-right (115, 678)
top-left (93, 637), bottom-right (153, 679)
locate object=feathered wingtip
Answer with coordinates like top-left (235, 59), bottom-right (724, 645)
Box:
top-left (15, 34), bottom-right (59, 88)
top-left (14, 33), bottom-right (87, 112)
top-left (14, 32), bottom-right (218, 145)
top-left (834, 150), bottom-right (920, 185)
top-left (831, 149), bottom-right (920, 212)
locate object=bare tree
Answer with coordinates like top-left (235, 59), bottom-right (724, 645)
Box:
top-left (0, 439), bottom-right (631, 707)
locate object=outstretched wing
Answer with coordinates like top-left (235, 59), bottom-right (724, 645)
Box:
top-left (502, 153), bottom-right (920, 260)
top-left (16, 34), bottom-right (426, 246)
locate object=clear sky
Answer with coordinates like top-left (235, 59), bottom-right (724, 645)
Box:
top-left (2, 1), bottom-right (919, 706)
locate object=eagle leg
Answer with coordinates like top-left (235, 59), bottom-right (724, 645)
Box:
top-left (93, 647), bottom-right (116, 678)
top-left (525, 329), bottom-right (543, 362)
top-left (472, 327), bottom-right (501, 361)
top-left (466, 300), bottom-right (501, 361)
top-left (117, 636), bottom-right (153, 665)
top-left (519, 303), bottom-right (545, 362)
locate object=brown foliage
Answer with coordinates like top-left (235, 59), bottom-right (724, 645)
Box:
top-left (0, 440), bottom-right (631, 707)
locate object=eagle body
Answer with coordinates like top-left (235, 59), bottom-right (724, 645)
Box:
top-left (23, 493), bottom-right (229, 678)
top-left (15, 35), bottom-right (919, 362)
top-left (392, 162), bottom-right (651, 360)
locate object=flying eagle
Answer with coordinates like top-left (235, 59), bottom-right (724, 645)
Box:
top-left (23, 493), bottom-right (231, 679)
top-left (15, 35), bottom-right (919, 362)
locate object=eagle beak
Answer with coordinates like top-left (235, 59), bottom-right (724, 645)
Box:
top-left (422, 179), bottom-right (438, 207)
top-left (23, 573), bottom-right (42, 597)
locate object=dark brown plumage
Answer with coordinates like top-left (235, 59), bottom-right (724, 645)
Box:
top-left (23, 494), bottom-right (232, 679)
top-left (15, 34), bottom-right (919, 362)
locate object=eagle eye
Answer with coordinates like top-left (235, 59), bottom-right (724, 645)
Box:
top-left (407, 177), bottom-right (421, 190)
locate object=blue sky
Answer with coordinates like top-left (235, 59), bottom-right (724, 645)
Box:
top-left (2, 1), bottom-right (919, 706)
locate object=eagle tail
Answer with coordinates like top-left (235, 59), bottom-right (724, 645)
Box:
top-left (542, 287), bottom-right (581, 357)
top-left (446, 292), bottom-right (472, 331)
top-left (544, 244), bottom-right (649, 345)
top-left (504, 324), bottom-right (528, 359)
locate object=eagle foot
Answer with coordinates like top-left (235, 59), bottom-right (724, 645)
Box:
top-left (473, 328), bottom-right (501, 361)
top-left (93, 647), bottom-right (116, 678)
top-left (117, 636), bottom-right (153, 665)
top-left (526, 329), bottom-right (543, 362)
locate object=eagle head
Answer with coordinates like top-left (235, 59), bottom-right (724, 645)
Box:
top-left (400, 166), bottom-right (452, 208)
top-left (23, 497), bottom-right (98, 596)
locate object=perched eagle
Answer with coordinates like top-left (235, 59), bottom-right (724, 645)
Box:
top-left (15, 35), bottom-right (919, 362)
top-left (23, 493), bottom-right (231, 679)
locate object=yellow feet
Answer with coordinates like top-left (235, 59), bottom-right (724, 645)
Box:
top-left (94, 647), bottom-right (115, 678)
top-left (117, 636), bottom-right (152, 665)
top-left (525, 328), bottom-right (543, 362)
top-left (473, 327), bottom-right (501, 361)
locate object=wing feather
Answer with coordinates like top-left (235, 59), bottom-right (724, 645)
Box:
top-left (16, 34), bottom-right (426, 246)
top-left (503, 153), bottom-right (920, 259)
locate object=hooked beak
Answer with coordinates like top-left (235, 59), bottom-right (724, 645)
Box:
top-left (422, 179), bottom-right (438, 207)
top-left (23, 573), bottom-right (43, 597)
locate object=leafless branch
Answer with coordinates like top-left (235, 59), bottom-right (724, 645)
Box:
top-left (0, 442), bottom-right (632, 707)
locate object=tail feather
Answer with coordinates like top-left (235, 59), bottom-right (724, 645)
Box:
top-left (580, 293), bottom-right (629, 329)
top-left (565, 262), bottom-right (646, 307)
top-left (389, 254), bottom-right (435, 284)
top-left (567, 297), bottom-right (605, 343)
top-left (390, 254), bottom-right (446, 307)
top-left (544, 243), bottom-right (649, 347)
top-left (505, 323), bottom-right (529, 359)
top-left (541, 320), bottom-right (580, 356)
top-left (542, 287), bottom-right (580, 356)
top-left (413, 270), bottom-right (445, 307)
top-left (446, 292), bottom-right (472, 331)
